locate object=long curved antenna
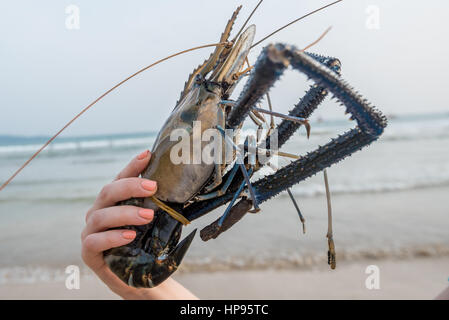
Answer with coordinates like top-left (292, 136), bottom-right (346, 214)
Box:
top-left (301, 26), bottom-right (332, 52)
top-left (251, 0), bottom-right (343, 48)
top-left (232, 0), bottom-right (264, 42)
top-left (0, 42), bottom-right (228, 192)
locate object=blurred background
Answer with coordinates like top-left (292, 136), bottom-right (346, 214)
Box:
top-left (0, 0), bottom-right (448, 299)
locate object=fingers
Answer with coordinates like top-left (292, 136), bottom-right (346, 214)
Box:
top-left (83, 206), bottom-right (154, 238)
top-left (90, 177), bottom-right (157, 212)
top-left (81, 228), bottom-right (141, 297)
top-left (82, 229), bottom-right (136, 256)
top-left (81, 150), bottom-right (156, 288)
top-left (115, 150), bottom-right (151, 181)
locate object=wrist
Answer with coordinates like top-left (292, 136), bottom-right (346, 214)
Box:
top-left (95, 267), bottom-right (146, 300)
top-left (119, 288), bottom-right (149, 300)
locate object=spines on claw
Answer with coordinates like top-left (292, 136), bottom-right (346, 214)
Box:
top-left (273, 53), bottom-right (341, 148)
top-left (227, 48), bottom-right (342, 132)
top-left (227, 45), bottom-right (287, 129)
top-left (253, 44), bottom-right (387, 203)
top-left (288, 47), bottom-right (387, 136)
top-left (183, 43), bottom-right (387, 220)
top-left (253, 128), bottom-right (376, 203)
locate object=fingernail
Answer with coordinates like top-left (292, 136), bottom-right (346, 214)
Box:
top-left (122, 230), bottom-right (136, 240)
top-left (137, 150), bottom-right (149, 160)
top-left (141, 180), bottom-right (157, 192)
top-left (138, 208), bottom-right (154, 220)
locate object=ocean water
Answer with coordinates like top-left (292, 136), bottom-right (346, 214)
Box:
top-left (0, 112), bottom-right (448, 283)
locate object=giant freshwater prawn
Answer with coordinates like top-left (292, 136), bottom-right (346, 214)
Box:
top-left (0, 1), bottom-right (387, 287)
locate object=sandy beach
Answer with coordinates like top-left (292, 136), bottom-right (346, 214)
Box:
top-left (0, 257), bottom-right (447, 300)
top-left (1, 115), bottom-right (448, 300)
top-left (0, 185), bottom-right (448, 300)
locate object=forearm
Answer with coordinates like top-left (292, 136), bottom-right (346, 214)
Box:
top-left (127, 278), bottom-right (198, 300)
top-left (435, 286), bottom-right (449, 300)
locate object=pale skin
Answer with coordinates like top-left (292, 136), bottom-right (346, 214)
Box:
top-left (81, 150), bottom-right (198, 300)
top-left (435, 287), bottom-right (449, 300)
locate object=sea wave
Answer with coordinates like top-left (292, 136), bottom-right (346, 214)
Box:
top-left (0, 195), bottom-right (96, 204)
top-left (0, 113), bottom-right (448, 158)
top-left (0, 266), bottom-right (93, 285)
top-left (0, 136), bottom-right (156, 159)
top-left (1, 179), bottom-right (448, 204)
top-left (2, 171), bottom-right (448, 204)
top-left (1, 113), bottom-right (448, 200)
top-left (286, 178), bottom-right (449, 198)
top-left (180, 244), bottom-right (449, 273)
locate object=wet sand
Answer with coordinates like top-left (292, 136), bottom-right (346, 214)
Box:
top-left (1, 184), bottom-right (448, 300)
top-left (0, 257), bottom-right (447, 299)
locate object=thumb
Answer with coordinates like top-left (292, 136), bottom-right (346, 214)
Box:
top-left (115, 150), bottom-right (151, 180)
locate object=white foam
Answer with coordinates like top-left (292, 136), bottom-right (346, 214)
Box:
top-left (0, 136), bottom-right (155, 156)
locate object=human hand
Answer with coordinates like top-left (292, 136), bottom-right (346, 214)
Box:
top-left (81, 150), bottom-right (197, 299)
top-left (81, 150), bottom-right (157, 299)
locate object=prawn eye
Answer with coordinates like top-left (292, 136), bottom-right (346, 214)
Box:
top-left (195, 74), bottom-right (203, 84)
top-left (180, 108), bottom-right (197, 123)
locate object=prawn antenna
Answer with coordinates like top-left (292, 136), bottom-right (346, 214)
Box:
top-left (232, 0), bottom-right (264, 42)
top-left (0, 42), bottom-right (229, 192)
top-left (251, 0), bottom-right (343, 48)
top-left (301, 26), bottom-right (332, 52)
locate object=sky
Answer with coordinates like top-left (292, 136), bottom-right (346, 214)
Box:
top-left (0, 0), bottom-right (448, 136)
